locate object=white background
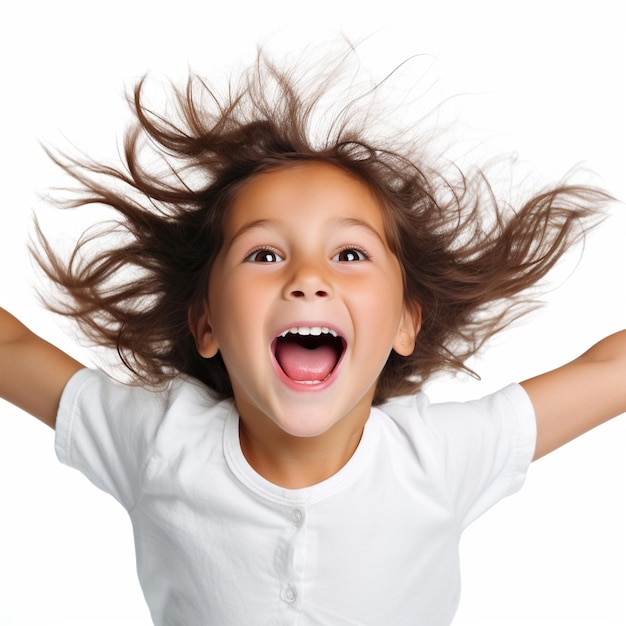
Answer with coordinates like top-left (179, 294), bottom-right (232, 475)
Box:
top-left (0, 1), bottom-right (624, 624)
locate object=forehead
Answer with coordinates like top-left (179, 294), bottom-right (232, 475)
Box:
top-left (225, 161), bottom-right (386, 231)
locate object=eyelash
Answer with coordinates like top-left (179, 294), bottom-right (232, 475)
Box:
top-left (244, 245), bottom-right (371, 263)
top-left (244, 247), bottom-right (284, 263)
top-left (333, 246), bottom-right (371, 262)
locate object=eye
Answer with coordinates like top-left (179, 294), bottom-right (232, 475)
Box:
top-left (333, 247), bottom-right (369, 262)
top-left (245, 248), bottom-right (284, 263)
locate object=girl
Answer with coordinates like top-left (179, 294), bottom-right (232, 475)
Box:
top-left (1, 48), bottom-right (624, 625)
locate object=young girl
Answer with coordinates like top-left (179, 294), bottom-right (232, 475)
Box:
top-left (0, 48), bottom-right (624, 625)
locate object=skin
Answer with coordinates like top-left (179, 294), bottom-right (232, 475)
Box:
top-left (191, 162), bottom-right (421, 487)
top-left (0, 161), bottom-right (625, 488)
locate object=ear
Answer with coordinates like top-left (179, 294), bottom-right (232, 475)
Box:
top-left (392, 300), bottom-right (422, 357)
top-left (188, 302), bottom-right (220, 358)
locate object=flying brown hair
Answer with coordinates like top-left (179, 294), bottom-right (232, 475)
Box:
top-left (32, 47), bottom-right (612, 403)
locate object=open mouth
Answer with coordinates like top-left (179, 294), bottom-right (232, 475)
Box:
top-left (273, 327), bottom-right (346, 384)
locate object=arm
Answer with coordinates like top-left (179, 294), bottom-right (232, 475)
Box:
top-left (0, 307), bottom-right (84, 429)
top-left (521, 330), bottom-right (626, 460)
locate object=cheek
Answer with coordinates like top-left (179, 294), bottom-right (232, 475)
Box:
top-left (348, 272), bottom-right (405, 338)
top-left (210, 273), bottom-right (270, 342)
top-left (365, 265), bottom-right (404, 309)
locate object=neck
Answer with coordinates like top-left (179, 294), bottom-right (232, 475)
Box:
top-left (238, 417), bottom-right (366, 489)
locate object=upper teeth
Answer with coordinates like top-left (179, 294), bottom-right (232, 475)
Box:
top-left (279, 326), bottom-right (338, 338)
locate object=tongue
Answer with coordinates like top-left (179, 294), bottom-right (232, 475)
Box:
top-left (275, 341), bottom-right (338, 382)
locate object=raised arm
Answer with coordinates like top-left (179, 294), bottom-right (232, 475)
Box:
top-left (0, 307), bottom-right (84, 429)
top-left (521, 330), bottom-right (626, 460)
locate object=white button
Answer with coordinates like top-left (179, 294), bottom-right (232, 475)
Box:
top-left (282, 584), bottom-right (298, 604)
top-left (291, 508), bottom-right (304, 525)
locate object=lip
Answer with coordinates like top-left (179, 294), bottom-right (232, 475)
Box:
top-left (269, 321), bottom-right (347, 392)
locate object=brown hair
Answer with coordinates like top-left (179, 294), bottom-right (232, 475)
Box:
top-left (32, 47), bottom-right (612, 403)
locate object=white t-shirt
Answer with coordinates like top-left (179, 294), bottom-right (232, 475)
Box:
top-left (55, 368), bottom-right (536, 626)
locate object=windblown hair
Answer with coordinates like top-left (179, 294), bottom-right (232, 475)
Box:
top-left (33, 47), bottom-right (611, 403)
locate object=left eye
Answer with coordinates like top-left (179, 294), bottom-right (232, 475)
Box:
top-left (245, 249), bottom-right (284, 263)
top-left (333, 248), bottom-right (368, 262)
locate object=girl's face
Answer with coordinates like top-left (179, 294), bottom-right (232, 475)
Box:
top-left (193, 161), bottom-right (420, 444)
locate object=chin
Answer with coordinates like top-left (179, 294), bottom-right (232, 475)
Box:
top-left (276, 419), bottom-right (337, 439)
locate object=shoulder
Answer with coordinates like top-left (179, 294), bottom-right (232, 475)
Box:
top-left (373, 383), bottom-right (536, 481)
top-left (378, 382), bottom-right (534, 434)
top-left (56, 368), bottom-right (231, 459)
top-left (59, 368), bottom-right (224, 418)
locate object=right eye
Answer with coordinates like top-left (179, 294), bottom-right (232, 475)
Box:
top-left (245, 249), bottom-right (284, 263)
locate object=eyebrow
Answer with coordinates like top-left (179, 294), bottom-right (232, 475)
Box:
top-left (228, 219), bottom-right (278, 245)
top-left (229, 216), bottom-right (387, 246)
top-left (336, 217), bottom-right (387, 246)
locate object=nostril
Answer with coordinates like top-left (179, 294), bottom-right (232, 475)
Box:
top-left (289, 289), bottom-right (328, 298)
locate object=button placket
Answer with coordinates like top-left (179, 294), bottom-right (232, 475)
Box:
top-left (276, 503), bottom-right (307, 612)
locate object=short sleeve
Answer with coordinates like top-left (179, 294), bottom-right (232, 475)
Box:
top-left (384, 383), bottom-right (536, 529)
top-left (55, 368), bottom-right (165, 510)
top-left (428, 383), bottom-right (536, 528)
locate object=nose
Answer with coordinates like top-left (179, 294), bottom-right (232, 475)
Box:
top-left (283, 259), bottom-right (332, 300)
